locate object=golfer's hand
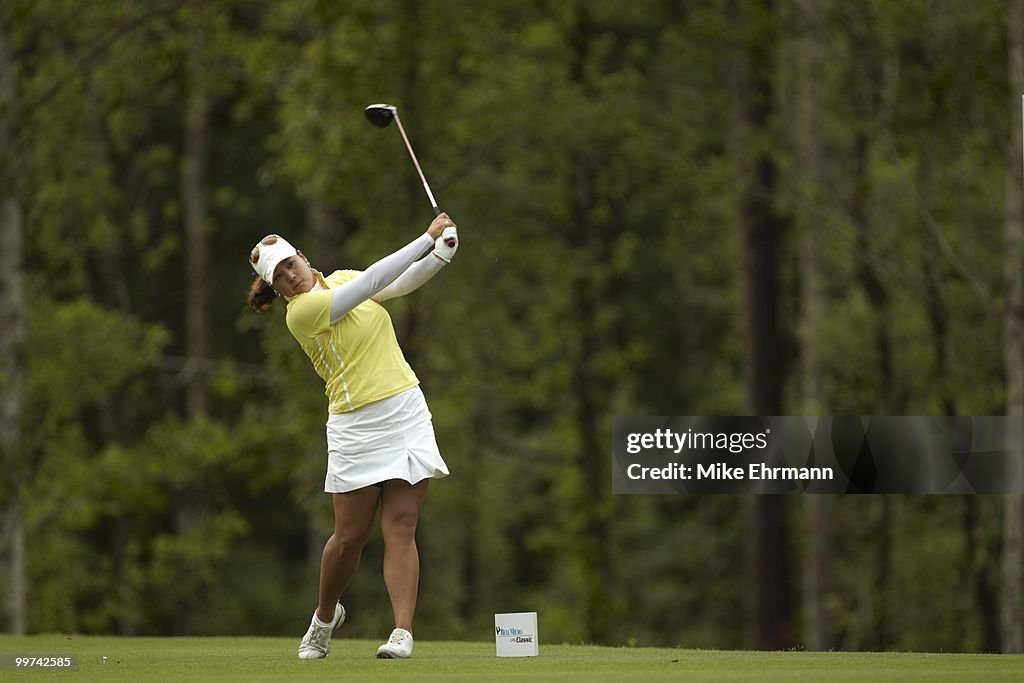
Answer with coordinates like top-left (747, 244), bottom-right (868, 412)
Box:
top-left (433, 226), bottom-right (458, 263)
top-left (427, 212), bottom-right (455, 240)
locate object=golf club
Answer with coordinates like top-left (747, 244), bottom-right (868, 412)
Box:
top-left (364, 103), bottom-right (455, 247)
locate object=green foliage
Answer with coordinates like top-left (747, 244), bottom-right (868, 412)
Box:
top-left (24, 299), bottom-right (167, 420)
top-left (4, 0), bottom-right (1020, 652)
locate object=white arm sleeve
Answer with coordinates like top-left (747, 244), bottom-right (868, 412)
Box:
top-left (330, 233), bottom-right (434, 324)
top-left (371, 252), bottom-right (447, 303)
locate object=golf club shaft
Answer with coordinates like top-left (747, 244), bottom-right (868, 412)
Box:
top-left (392, 113), bottom-right (441, 217)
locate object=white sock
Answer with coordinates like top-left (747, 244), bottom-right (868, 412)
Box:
top-left (313, 613), bottom-right (332, 628)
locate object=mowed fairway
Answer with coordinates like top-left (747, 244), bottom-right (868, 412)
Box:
top-left (1, 635), bottom-right (1022, 682)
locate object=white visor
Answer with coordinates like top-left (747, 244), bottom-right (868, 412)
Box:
top-left (250, 234), bottom-right (298, 284)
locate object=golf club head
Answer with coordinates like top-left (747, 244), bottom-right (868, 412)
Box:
top-left (364, 103), bottom-right (397, 128)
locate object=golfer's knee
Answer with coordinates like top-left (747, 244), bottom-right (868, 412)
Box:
top-left (330, 524), bottom-right (372, 553)
top-left (382, 509), bottom-right (418, 541)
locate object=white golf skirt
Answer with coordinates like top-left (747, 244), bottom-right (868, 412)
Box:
top-left (324, 385), bottom-right (450, 493)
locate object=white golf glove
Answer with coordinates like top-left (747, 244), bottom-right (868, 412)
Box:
top-left (433, 226), bottom-right (459, 263)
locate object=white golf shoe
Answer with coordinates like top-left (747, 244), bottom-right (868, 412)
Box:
top-left (375, 627), bottom-right (414, 659)
top-left (297, 602), bottom-right (346, 660)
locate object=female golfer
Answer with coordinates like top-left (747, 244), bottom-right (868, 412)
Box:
top-left (246, 213), bottom-right (458, 660)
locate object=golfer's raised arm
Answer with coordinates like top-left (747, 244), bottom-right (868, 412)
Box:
top-left (373, 226), bottom-right (459, 302)
top-left (329, 214), bottom-right (453, 323)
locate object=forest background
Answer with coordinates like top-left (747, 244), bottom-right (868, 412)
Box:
top-left (2, 0), bottom-right (1024, 654)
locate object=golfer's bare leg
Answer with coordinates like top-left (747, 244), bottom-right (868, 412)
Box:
top-left (379, 479), bottom-right (429, 631)
top-left (316, 486), bottom-right (381, 623)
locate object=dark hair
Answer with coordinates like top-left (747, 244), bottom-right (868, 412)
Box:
top-left (247, 276), bottom-right (277, 312)
top-left (247, 238), bottom-right (282, 312)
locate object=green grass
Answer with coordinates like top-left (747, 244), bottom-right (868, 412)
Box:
top-left (1, 636), bottom-right (1022, 682)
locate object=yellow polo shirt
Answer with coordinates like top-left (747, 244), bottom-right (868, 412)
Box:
top-left (285, 270), bottom-right (418, 413)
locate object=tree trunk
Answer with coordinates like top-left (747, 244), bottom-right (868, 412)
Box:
top-left (793, 0), bottom-right (831, 652)
top-left (569, 160), bottom-right (613, 644)
top-left (182, 30), bottom-right (210, 419)
top-left (0, 501), bottom-right (24, 634)
top-left (562, 5), bottom-right (614, 644)
top-left (962, 498), bottom-right (1000, 651)
top-left (731, 0), bottom-right (793, 651)
top-left (849, 2), bottom-right (900, 414)
top-left (870, 496), bottom-right (892, 650)
top-left (794, 2), bottom-right (824, 416)
top-left (1003, 0), bottom-right (1024, 655)
top-left (0, 1), bottom-right (26, 636)
top-left (87, 77), bottom-right (131, 314)
top-left (850, 18), bottom-right (898, 648)
top-left (306, 200), bottom-right (346, 270)
top-left (175, 25), bottom-right (212, 635)
top-left (918, 148), bottom-right (954, 417)
top-left (1005, 497), bottom-right (1024, 653)
top-left (852, 129), bottom-right (895, 409)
